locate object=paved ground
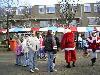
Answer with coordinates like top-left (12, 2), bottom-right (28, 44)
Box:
top-left (0, 51), bottom-right (100, 75)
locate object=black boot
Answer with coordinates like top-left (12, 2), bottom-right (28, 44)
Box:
top-left (91, 58), bottom-right (94, 66)
top-left (91, 58), bottom-right (96, 66)
top-left (66, 63), bottom-right (71, 68)
top-left (72, 62), bottom-right (75, 67)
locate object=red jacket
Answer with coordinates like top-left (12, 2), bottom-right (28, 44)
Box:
top-left (87, 36), bottom-right (99, 51)
top-left (61, 32), bottom-right (75, 50)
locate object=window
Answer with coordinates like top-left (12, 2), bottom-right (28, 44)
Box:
top-left (46, 5), bottom-right (55, 14)
top-left (84, 4), bottom-right (91, 12)
top-left (28, 7), bottom-right (32, 15)
top-left (40, 21), bottom-right (48, 27)
top-left (40, 20), bottom-right (56, 27)
top-left (88, 17), bottom-right (100, 25)
top-left (70, 20), bottom-right (77, 26)
top-left (16, 7), bottom-right (25, 15)
top-left (71, 4), bottom-right (78, 13)
top-left (16, 6), bottom-right (32, 15)
top-left (0, 7), bottom-right (4, 15)
top-left (38, 5), bottom-right (45, 14)
top-left (97, 5), bottom-right (100, 13)
top-left (94, 4), bottom-right (98, 12)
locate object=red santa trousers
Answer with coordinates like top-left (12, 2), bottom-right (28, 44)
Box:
top-left (65, 50), bottom-right (76, 63)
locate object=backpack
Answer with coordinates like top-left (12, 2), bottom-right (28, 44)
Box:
top-left (44, 35), bottom-right (53, 52)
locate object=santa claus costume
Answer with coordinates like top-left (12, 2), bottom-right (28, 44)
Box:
top-left (61, 29), bottom-right (76, 68)
top-left (87, 31), bottom-right (100, 66)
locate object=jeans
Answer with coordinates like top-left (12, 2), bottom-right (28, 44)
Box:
top-left (22, 52), bottom-right (29, 66)
top-left (78, 41), bottom-right (82, 49)
top-left (38, 48), bottom-right (46, 58)
top-left (47, 52), bottom-right (54, 71)
top-left (28, 49), bottom-right (38, 70)
top-left (16, 55), bottom-right (21, 65)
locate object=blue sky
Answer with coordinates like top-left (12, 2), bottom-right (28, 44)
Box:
top-left (0, 0), bottom-right (100, 7)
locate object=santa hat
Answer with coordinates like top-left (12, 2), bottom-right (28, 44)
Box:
top-left (64, 28), bottom-right (71, 33)
top-left (92, 29), bottom-right (98, 33)
top-left (90, 29), bottom-right (98, 37)
top-left (92, 26), bottom-right (98, 33)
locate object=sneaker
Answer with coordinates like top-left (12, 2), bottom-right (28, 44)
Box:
top-left (30, 69), bottom-right (34, 73)
top-left (49, 69), bottom-right (57, 72)
top-left (35, 67), bottom-right (39, 71)
top-left (53, 69), bottom-right (57, 72)
top-left (22, 65), bottom-right (27, 67)
top-left (44, 58), bottom-right (47, 61)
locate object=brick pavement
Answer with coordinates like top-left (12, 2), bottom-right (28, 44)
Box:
top-left (0, 51), bottom-right (100, 75)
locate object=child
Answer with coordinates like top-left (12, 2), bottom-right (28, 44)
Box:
top-left (15, 37), bottom-right (22, 66)
top-left (21, 35), bottom-right (29, 66)
top-left (39, 35), bottom-right (46, 59)
top-left (82, 38), bottom-right (89, 57)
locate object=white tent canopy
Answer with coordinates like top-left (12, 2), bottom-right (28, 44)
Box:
top-left (77, 27), bottom-right (87, 32)
top-left (57, 27), bottom-right (65, 32)
top-left (39, 27), bottom-right (48, 31)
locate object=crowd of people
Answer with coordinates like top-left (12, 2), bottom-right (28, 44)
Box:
top-left (12, 30), bottom-right (60, 73)
top-left (9, 29), bottom-right (100, 73)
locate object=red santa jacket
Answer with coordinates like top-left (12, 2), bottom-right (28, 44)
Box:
top-left (61, 32), bottom-right (75, 50)
top-left (87, 36), bottom-right (100, 51)
top-left (97, 37), bottom-right (100, 50)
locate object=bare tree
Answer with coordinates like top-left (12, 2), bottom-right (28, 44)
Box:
top-left (58, 0), bottom-right (80, 27)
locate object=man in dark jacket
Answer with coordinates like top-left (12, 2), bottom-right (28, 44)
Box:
top-left (44, 30), bottom-right (57, 72)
